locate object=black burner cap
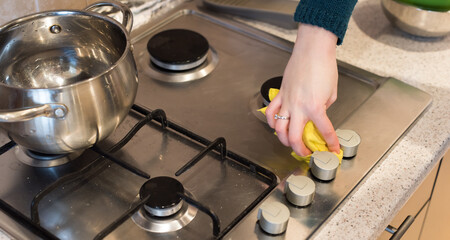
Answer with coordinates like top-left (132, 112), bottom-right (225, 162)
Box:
top-left (140, 176), bottom-right (184, 209)
top-left (260, 76), bottom-right (282, 105)
top-left (147, 29), bottom-right (209, 66)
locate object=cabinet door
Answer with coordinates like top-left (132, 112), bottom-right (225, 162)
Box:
top-left (420, 150), bottom-right (450, 239)
top-left (378, 159), bottom-right (440, 240)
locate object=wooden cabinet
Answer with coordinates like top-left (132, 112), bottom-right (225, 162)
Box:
top-left (378, 159), bottom-right (440, 240)
top-left (379, 149), bottom-right (450, 239)
top-left (419, 150), bottom-right (450, 239)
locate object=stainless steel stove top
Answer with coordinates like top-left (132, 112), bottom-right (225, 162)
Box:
top-left (0, 105), bottom-right (277, 240)
top-left (0, 0), bottom-right (432, 239)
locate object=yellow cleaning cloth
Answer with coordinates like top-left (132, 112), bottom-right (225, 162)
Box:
top-left (258, 88), bottom-right (343, 164)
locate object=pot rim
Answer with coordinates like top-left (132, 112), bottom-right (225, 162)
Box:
top-left (0, 9), bottom-right (133, 91)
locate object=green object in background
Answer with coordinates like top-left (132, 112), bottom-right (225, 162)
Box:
top-left (396, 0), bottom-right (450, 11)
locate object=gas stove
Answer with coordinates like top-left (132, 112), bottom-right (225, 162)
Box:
top-left (0, 104), bottom-right (277, 240)
top-left (0, 0), bottom-right (431, 239)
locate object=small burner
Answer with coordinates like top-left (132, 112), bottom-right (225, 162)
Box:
top-left (248, 76), bottom-right (283, 124)
top-left (15, 146), bottom-right (83, 167)
top-left (132, 177), bottom-right (197, 233)
top-left (140, 176), bottom-right (184, 217)
top-left (260, 76), bottom-right (282, 106)
top-left (147, 29), bottom-right (209, 71)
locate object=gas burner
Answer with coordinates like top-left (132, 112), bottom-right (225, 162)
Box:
top-left (132, 176), bottom-right (197, 233)
top-left (141, 29), bottom-right (218, 83)
top-left (260, 76), bottom-right (282, 106)
top-left (249, 76), bottom-right (283, 123)
top-left (14, 146), bottom-right (83, 167)
top-left (140, 176), bottom-right (184, 217)
top-left (148, 29), bottom-right (209, 71)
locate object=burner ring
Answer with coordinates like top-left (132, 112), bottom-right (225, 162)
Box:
top-left (140, 47), bottom-right (219, 83)
top-left (150, 53), bottom-right (208, 71)
top-left (132, 191), bottom-right (198, 233)
top-left (143, 199), bottom-right (184, 217)
top-left (15, 146), bottom-right (83, 167)
top-left (139, 176), bottom-right (184, 217)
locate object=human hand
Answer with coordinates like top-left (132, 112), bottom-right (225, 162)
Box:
top-left (265, 23), bottom-right (340, 156)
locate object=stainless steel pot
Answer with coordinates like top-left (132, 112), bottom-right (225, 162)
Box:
top-left (0, 1), bottom-right (138, 154)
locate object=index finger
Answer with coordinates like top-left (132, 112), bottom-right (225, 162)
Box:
top-left (310, 111), bottom-right (340, 154)
top-left (288, 114), bottom-right (312, 156)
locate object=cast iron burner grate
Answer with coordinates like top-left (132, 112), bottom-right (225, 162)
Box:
top-left (0, 104), bottom-right (277, 239)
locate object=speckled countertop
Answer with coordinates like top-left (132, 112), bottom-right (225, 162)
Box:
top-left (234, 0), bottom-right (449, 239)
top-left (312, 0), bottom-right (450, 239)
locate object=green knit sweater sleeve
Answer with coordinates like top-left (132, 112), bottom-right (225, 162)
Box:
top-left (294, 0), bottom-right (358, 45)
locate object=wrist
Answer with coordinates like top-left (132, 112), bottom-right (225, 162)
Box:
top-left (294, 23), bottom-right (337, 58)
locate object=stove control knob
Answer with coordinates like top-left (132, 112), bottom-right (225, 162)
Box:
top-left (336, 129), bottom-right (361, 158)
top-left (310, 151), bottom-right (339, 181)
top-left (257, 201), bottom-right (290, 235)
top-left (285, 175), bottom-right (315, 207)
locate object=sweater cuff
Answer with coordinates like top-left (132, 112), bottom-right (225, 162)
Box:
top-left (294, 0), bottom-right (357, 45)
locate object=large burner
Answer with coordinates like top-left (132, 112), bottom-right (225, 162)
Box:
top-left (147, 29), bottom-right (209, 71)
top-left (141, 28), bottom-right (219, 83)
top-left (132, 176), bottom-right (197, 233)
top-left (15, 146), bottom-right (83, 167)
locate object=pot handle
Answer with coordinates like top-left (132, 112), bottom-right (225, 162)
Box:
top-left (85, 1), bottom-right (133, 33)
top-left (0, 104), bottom-right (68, 122)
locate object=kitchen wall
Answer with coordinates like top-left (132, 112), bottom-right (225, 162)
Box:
top-left (0, 0), bottom-right (99, 26)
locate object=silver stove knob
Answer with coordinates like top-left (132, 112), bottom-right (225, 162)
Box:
top-left (310, 151), bottom-right (339, 181)
top-left (257, 201), bottom-right (290, 235)
top-left (285, 175), bottom-right (315, 207)
top-left (336, 129), bottom-right (361, 158)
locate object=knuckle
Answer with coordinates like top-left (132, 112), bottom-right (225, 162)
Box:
top-left (299, 150), bottom-right (310, 157)
top-left (267, 120), bottom-right (274, 129)
top-left (288, 134), bottom-right (301, 145)
top-left (293, 146), bottom-right (310, 157)
top-left (276, 134), bottom-right (289, 146)
top-left (280, 140), bottom-right (289, 147)
top-left (329, 94), bottom-right (337, 104)
top-left (274, 124), bottom-right (286, 134)
top-left (265, 106), bottom-right (274, 115)
top-left (320, 129), bottom-right (334, 140)
top-left (305, 103), bottom-right (323, 116)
